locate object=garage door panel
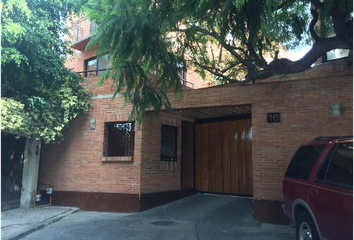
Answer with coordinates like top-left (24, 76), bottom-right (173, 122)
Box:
top-left (215, 122), bottom-right (224, 193)
top-left (207, 123), bottom-right (216, 192)
top-left (195, 125), bottom-right (202, 191)
top-left (222, 122), bottom-right (231, 193)
top-left (237, 119), bottom-right (247, 195)
top-left (195, 118), bottom-right (252, 196)
top-left (201, 124), bottom-right (209, 192)
top-left (245, 120), bottom-right (253, 195)
top-left (230, 120), bottom-right (239, 194)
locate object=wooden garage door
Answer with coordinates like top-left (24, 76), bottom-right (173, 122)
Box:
top-left (195, 119), bottom-right (253, 195)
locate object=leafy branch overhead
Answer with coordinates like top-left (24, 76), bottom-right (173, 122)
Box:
top-left (1, 0), bottom-right (91, 143)
top-left (84, 0), bottom-right (352, 121)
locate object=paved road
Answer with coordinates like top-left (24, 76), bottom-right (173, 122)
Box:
top-left (23, 194), bottom-right (295, 240)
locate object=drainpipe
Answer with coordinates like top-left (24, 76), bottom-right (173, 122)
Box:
top-left (20, 135), bottom-right (41, 208)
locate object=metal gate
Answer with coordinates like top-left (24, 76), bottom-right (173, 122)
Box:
top-left (1, 133), bottom-right (26, 210)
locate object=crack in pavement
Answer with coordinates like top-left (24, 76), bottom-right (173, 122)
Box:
top-left (2, 223), bottom-right (32, 229)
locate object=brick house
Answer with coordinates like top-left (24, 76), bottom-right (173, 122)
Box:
top-left (38, 18), bottom-right (353, 224)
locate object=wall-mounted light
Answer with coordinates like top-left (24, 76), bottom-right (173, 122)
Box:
top-left (331, 103), bottom-right (341, 118)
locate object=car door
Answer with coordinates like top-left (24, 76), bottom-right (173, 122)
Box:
top-left (309, 142), bottom-right (353, 240)
top-left (350, 189), bottom-right (354, 239)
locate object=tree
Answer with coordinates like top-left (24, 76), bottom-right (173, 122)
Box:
top-left (1, 0), bottom-right (91, 143)
top-left (84, 0), bottom-right (352, 123)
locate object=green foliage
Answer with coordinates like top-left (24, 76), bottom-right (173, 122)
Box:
top-left (1, 0), bottom-right (91, 143)
top-left (1, 98), bottom-right (28, 135)
top-left (85, 0), bottom-right (184, 124)
top-left (321, 0), bottom-right (353, 18)
top-left (83, 0), bottom-right (310, 117)
top-left (84, 0), bottom-right (352, 122)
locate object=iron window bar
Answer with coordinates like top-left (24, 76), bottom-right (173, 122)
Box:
top-left (103, 122), bottom-right (135, 157)
top-left (161, 125), bottom-right (178, 161)
top-left (70, 17), bottom-right (97, 42)
top-left (76, 69), bottom-right (107, 77)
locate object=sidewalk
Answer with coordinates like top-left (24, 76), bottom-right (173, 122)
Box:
top-left (1, 206), bottom-right (79, 240)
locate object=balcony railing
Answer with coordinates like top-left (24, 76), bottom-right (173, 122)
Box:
top-left (76, 69), bottom-right (107, 77)
top-left (76, 69), bottom-right (195, 88)
top-left (68, 17), bottom-right (97, 50)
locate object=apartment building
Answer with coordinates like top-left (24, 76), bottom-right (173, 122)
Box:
top-left (38, 17), bottom-right (353, 224)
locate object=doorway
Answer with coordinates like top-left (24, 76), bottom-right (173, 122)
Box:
top-left (1, 133), bottom-right (26, 210)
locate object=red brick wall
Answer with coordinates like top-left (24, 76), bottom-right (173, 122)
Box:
top-left (140, 112), bottom-right (183, 194)
top-left (168, 59), bottom-right (353, 201)
top-left (185, 69), bottom-right (206, 89)
top-left (82, 75), bottom-right (117, 96)
top-left (66, 17), bottom-right (93, 45)
top-left (39, 96), bottom-right (184, 195)
top-left (65, 44), bottom-right (207, 90)
top-left (39, 97), bottom-right (142, 194)
top-left (251, 76), bottom-right (352, 200)
top-left (41, 51), bottom-right (352, 203)
top-left (65, 46), bottom-right (98, 73)
top-left (41, 40), bottom-right (201, 196)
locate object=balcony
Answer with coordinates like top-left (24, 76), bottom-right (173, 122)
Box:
top-left (68, 17), bottom-right (97, 51)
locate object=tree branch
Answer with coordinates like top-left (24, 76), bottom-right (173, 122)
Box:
top-left (221, 62), bottom-right (242, 73)
top-left (276, 0), bottom-right (297, 10)
top-left (310, 8), bottom-right (320, 41)
top-left (178, 26), bottom-right (249, 66)
top-left (247, 35), bottom-right (268, 68)
top-left (309, 0), bottom-right (324, 9)
top-left (172, 1), bottom-right (352, 85)
top-left (257, 36), bottom-right (352, 80)
top-left (192, 60), bottom-right (240, 83)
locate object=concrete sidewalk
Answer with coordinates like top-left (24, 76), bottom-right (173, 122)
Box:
top-left (1, 206), bottom-right (80, 240)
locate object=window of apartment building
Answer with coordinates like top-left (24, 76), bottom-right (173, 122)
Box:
top-left (85, 54), bottom-right (109, 77)
top-left (161, 125), bottom-right (177, 161)
top-left (177, 61), bottom-right (187, 85)
top-left (326, 49), bottom-right (350, 61)
top-left (103, 122), bottom-right (135, 157)
top-left (90, 21), bottom-right (98, 33)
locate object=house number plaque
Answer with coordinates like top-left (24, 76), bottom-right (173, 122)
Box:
top-left (267, 112), bottom-right (280, 123)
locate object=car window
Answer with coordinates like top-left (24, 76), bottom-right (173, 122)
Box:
top-left (285, 145), bottom-right (326, 180)
top-left (316, 145), bottom-right (336, 181)
top-left (316, 142), bottom-right (353, 189)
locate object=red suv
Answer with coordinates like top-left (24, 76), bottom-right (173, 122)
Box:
top-left (282, 136), bottom-right (353, 240)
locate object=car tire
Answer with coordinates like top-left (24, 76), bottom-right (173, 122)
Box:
top-left (296, 211), bottom-right (320, 240)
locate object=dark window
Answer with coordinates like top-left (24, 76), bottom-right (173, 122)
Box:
top-left (177, 62), bottom-right (187, 85)
top-left (90, 21), bottom-right (97, 34)
top-left (103, 122), bottom-right (134, 157)
top-left (161, 125), bottom-right (177, 161)
top-left (84, 54), bottom-right (109, 77)
top-left (285, 145), bottom-right (326, 180)
top-left (316, 142), bottom-right (353, 188)
top-left (316, 145), bottom-right (336, 181)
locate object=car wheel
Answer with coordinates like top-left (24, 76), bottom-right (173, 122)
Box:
top-left (296, 212), bottom-right (320, 240)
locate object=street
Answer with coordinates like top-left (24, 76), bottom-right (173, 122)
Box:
top-left (22, 194), bottom-right (295, 240)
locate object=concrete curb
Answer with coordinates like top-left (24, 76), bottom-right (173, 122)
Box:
top-left (6, 208), bottom-right (80, 240)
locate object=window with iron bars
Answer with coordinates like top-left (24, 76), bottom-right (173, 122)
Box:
top-left (161, 125), bottom-right (178, 161)
top-left (103, 122), bottom-right (135, 157)
top-left (177, 61), bottom-right (187, 85)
